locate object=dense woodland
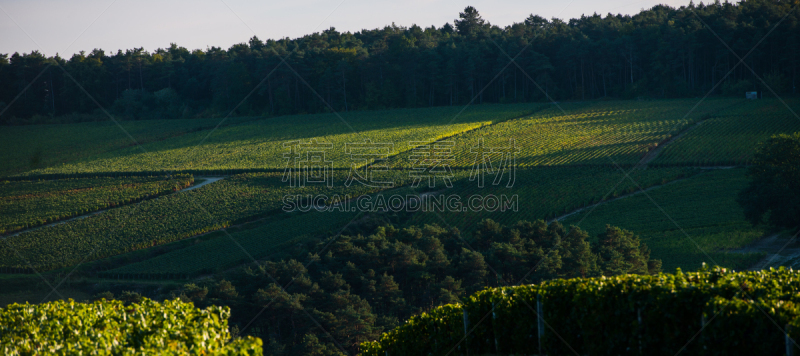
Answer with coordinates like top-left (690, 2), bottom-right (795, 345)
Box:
top-left (100, 218), bottom-right (661, 355)
top-left (1, 0), bottom-right (798, 124)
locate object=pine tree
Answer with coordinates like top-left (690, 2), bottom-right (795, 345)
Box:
top-left (454, 6), bottom-right (486, 36)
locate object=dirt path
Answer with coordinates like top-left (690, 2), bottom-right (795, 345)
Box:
top-left (547, 163), bottom-right (748, 225)
top-left (1, 176), bottom-right (227, 239)
top-left (182, 176), bottom-right (225, 191)
top-left (549, 175), bottom-right (694, 223)
top-left (728, 231), bottom-right (800, 270)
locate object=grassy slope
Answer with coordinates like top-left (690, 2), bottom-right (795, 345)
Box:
top-left (104, 209), bottom-right (360, 276)
top-left (0, 116), bottom-right (261, 177)
top-left (103, 167), bottom-right (694, 276)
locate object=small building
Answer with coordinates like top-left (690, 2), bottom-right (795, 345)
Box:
top-left (746, 91), bottom-right (758, 99)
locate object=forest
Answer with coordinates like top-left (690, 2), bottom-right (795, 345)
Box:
top-left (96, 218), bottom-right (661, 355)
top-left (0, 0), bottom-right (798, 124)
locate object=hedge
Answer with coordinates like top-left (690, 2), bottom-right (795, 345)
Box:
top-left (361, 265), bottom-right (800, 355)
top-left (0, 298), bottom-right (262, 355)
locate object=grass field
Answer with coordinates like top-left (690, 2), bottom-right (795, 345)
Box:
top-left (561, 168), bottom-right (767, 271)
top-left (96, 166), bottom-right (692, 277)
top-left (0, 176), bottom-right (192, 235)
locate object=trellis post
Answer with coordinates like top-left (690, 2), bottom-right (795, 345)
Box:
top-left (537, 294), bottom-right (544, 355)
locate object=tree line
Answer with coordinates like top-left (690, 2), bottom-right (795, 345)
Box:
top-left (1, 0), bottom-right (798, 124)
top-left (98, 218), bottom-right (660, 355)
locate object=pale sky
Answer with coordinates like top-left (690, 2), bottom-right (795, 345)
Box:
top-left (1, 0), bottom-right (694, 57)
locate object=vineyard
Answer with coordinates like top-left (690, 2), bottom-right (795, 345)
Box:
top-left (0, 171), bottom-right (388, 272)
top-left (101, 210), bottom-right (359, 278)
top-left (0, 175), bottom-right (192, 235)
top-left (12, 104), bottom-right (538, 178)
top-left (0, 98), bottom-right (796, 294)
top-left (385, 98), bottom-right (742, 169)
top-left (0, 116), bottom-right (260, 177)
top-left (5, 1), bottom-right (800, 353)
top-left (406, 166), bottom-right (696, 235)
top-left (561, 168), bottom-right (766, 271)
top-left (653, 99), bottom-right (800, 166)
top-left (362, 267), bottom-right (800, 356)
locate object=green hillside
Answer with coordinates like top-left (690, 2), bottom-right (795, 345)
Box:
top-left (4, 1), bottom-right (800, 354)
top-left (7, 104), bottom-right (537, 177)
top-left (1, 99), bottom-right (795, 276)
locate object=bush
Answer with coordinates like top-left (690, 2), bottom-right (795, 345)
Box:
top-left (0, 298), bottom-right (262, 355)
top-left (361, 266), bottom-right (800, 355)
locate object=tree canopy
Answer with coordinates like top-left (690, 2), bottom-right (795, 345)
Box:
top-left (0, 0), bottom-right (798, 124)
top-left (154, 219), bottom-right (659, 355)
top-left (738, 132), bottom-right (800, 230)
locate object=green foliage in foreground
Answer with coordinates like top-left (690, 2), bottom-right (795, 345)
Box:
top-left (150, 219), bottom-right (656, 355)
top-left (0, 298), bottom-right (261, 355)
top-left (361, 266), bottom-right (800, 356)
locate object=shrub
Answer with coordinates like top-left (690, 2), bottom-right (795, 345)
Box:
top-left (361, 266), bottom-right (800, 355)
top-left (0, 298), bottom-right (262, 355)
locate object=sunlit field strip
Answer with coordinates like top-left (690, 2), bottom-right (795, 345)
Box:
top-left (386, 99), bottom-right (741, 169)
top-left (13, 104), bottom-right (538, 177)
top-left (0, 116), bottom-right (261, 177)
